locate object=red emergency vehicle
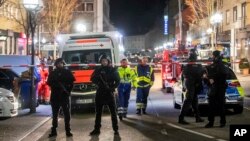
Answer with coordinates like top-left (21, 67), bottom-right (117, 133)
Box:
top-left (161, 49), bottom-right (189, 92)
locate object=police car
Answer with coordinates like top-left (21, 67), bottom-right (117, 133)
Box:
top-left (173, 66), bottom-right (245, 114)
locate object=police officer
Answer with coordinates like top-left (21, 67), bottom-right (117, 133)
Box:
top-left (205, 50), bottom-right (228, 128)
top-left (117, 58), bottom-right (136, 120)
top-left (178, 49), bottom-right (204, 124)
top-left (90, 55), bottom-right (120, 135)
top-left (47, 58), bottom-right (75, 137)
top-left (133, 56), bottom-right (154, 115)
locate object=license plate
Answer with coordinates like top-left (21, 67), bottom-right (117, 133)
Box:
top-left (76, 99), bottom-right (93, 104)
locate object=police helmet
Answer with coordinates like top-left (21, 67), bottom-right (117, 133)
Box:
top-left (189, 49), bottom-right (198, 61)
top-left (98, 54), bottom-right (111, 63)
top-left (54, 58), bottom-right (66, 66)
top-left (212, 50), bottom-right (221, 58)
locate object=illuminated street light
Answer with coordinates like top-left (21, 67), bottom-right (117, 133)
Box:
top-left (22, 0), bottom-right (43, 113)
top-left (76, 23), bottom-right (87, 33)
top-left (210, 13), bottom-right (222, 50)
top-left (42, 38), bottom-right (46, 44)
top-left (207, 28), bottom-right (213, 34)
top-left (210, 13), bottom-right (223, 25)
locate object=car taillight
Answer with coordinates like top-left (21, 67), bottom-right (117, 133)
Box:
top-left (228, 81), bottom-right (241, 87)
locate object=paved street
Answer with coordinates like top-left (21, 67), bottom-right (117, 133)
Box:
top-left (0, 73), bottom-right (250, 141)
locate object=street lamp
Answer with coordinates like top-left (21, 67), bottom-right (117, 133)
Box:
top-left (76, 23), bottom-right (87, 33)
top-left (210, 13), bottom-right (222, 50)
top-left (22, 0), bottom-right (43, 113)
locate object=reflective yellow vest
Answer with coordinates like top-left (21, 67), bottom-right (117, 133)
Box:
top-left (117, 66), bottom-right (136, 85)
top-left (133, 65), bottom-right (154, 88)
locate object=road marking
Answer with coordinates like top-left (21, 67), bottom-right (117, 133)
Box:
top-left (244, 107), bottom-right (250, 110)
top-left (167, 123), bottom-right (215, 139)
top-left (18, 116), bottom-right (51, 141)
top-left (216, 139), bottom-right (227, 141)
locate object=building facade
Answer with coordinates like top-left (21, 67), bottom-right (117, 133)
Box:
top-left (0, 0), bottom-right (27, 55)
top-left (71, 0), bottom-right (114, 33)
top-left (124, 35), bottom-right (146, 53)
top-left (187, 0), bottom-right (250, 63)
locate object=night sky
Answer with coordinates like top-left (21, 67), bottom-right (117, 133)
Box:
top-left (109, 0), bottom-right (167, 36)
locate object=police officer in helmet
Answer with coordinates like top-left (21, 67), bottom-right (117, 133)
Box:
top-left (90, 54), bottom-right (120, 135)
top-left (179, 49), bottom-right (204, 124)
top-left (47, 58), bottom-right (75, 137)
top-left (205, 50), bottom-right (228, 128)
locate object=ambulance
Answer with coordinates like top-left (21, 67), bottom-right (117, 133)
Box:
top-left (58, 31), bottom-right (124, 109)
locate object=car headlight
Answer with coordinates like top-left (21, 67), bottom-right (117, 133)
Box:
top-left (0, 95), bottom-right (6, 102)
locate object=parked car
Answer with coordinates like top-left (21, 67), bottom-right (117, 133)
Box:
top-left (0, 68), bottom-right (19, 91)
top-left (173, 66), bottom-right (245, 114)
top-left (0, 88), bottom-right (18, 117)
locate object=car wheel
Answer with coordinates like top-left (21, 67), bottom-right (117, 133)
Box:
top-left (174, 102), bottom-right (181, 109)
top-left (166, 87), bottom-right (174, 93)
top-left (173, 96), bottom-right (181, 109)
top-left (233, 105), bottom-right (243, 114)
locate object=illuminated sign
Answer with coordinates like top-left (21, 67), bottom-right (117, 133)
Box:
top-left (164, 15), bottom-right (168, 35)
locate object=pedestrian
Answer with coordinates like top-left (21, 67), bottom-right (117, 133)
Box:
top-left (90, 54), bottom-right (120, 136)
top-left (38, 62), bottom-right (50, 104)
top-left (47, 58), bottom-right (75, 137)
top-left (178, 49), bottom-right (204, 124)
top-left (204, 50), bottom-right (228, 128)
top-left (117, 58), bottom-right (136, 120)
top-left (133, 56), bottom-right (154, 115)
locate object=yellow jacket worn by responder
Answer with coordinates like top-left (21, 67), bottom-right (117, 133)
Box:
top-left (117, 66), bottom-right (136, 120)
top-left (133, 64), bottom-right (154, 115)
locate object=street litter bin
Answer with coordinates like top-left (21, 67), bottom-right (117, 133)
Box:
top-left (19, 79), bottom-right (39, 109)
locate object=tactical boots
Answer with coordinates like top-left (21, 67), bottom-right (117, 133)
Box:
top-left (48, 128), bottom-right (57, 138)
top-left (142, 108), bottom-right (147, 114)
top-left (195, 117), bottom-right (204, 123)
top-left (66, 131), bottom-right (73, 137)
top-left (178, 116), bottom-right (189, 125)
top-left (136, 109), bottom-right (141, 115)
top-left (90, 129), bottom-right (101, 135)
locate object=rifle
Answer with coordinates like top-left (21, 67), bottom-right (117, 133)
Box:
top-left (58, 81), bottom-right (71, 96)
top-left (99, 74), bottom-right (114, 92)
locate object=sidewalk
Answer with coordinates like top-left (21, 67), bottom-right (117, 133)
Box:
top-left (236, 73), bottom-right (250, 97)
top-left (0, 105), bottom-right (51, 141)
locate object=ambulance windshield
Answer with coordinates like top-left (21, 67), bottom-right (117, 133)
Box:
top-left (62, 49), bottom-right (112, 65)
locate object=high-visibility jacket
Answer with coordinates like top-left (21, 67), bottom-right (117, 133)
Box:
top-left (117, 66), bottom-right (136, 85)
top-left (133, 65), bottom-right (154, 88)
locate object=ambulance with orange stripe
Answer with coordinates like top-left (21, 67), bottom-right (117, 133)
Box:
top-left (58, 32), bottom-right (124, 109)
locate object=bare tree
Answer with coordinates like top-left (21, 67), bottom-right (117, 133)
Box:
top-left (5, 1), bottom-right (44, 55)
top-left (42, 0), bottom-right (78, 58)
top-left (185, 0), bottom-right (214, 23)
top-left (43, 0), bottom-right (78, 38)
top-left (0, 0), bottom-right (7, 7)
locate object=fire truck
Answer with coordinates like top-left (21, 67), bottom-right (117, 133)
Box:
top-left (58, 31), bottom-right (124, 109)
top-left (161, 49), bottom-right (189, 92)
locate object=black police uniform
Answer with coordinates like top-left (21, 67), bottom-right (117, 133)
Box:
top-left (47, 59), bottom-right (75, 137)
top-left (90, 62), bottom-right (120, 135)
top-left (179, 53), bottom-right (204, 124)
top-left (205, 51), bottom-right (228, 128)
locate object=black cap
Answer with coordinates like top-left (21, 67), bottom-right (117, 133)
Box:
top-left (98, 54), bottom-right (110, 63)
top-left (54, 58), bottom-right (65, 66)
top-left (189, 49), bottom-right (197, 61)
top-left (212, 50), bottom-right (221, 58)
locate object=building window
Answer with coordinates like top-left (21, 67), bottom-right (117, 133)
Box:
top-left (77, 3), bottom-right (85, 11)
top-left (226, 10), bottom-right (230, 24)
top-left (233, 6), bottom-right (237, 22)
top-left (86, 3), bottom-right (93, 12)
top-left (242, 2), bottom-right (246, 27)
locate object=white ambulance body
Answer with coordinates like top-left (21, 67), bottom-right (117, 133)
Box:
top-left (58, 31), bottom-right (124, 109)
